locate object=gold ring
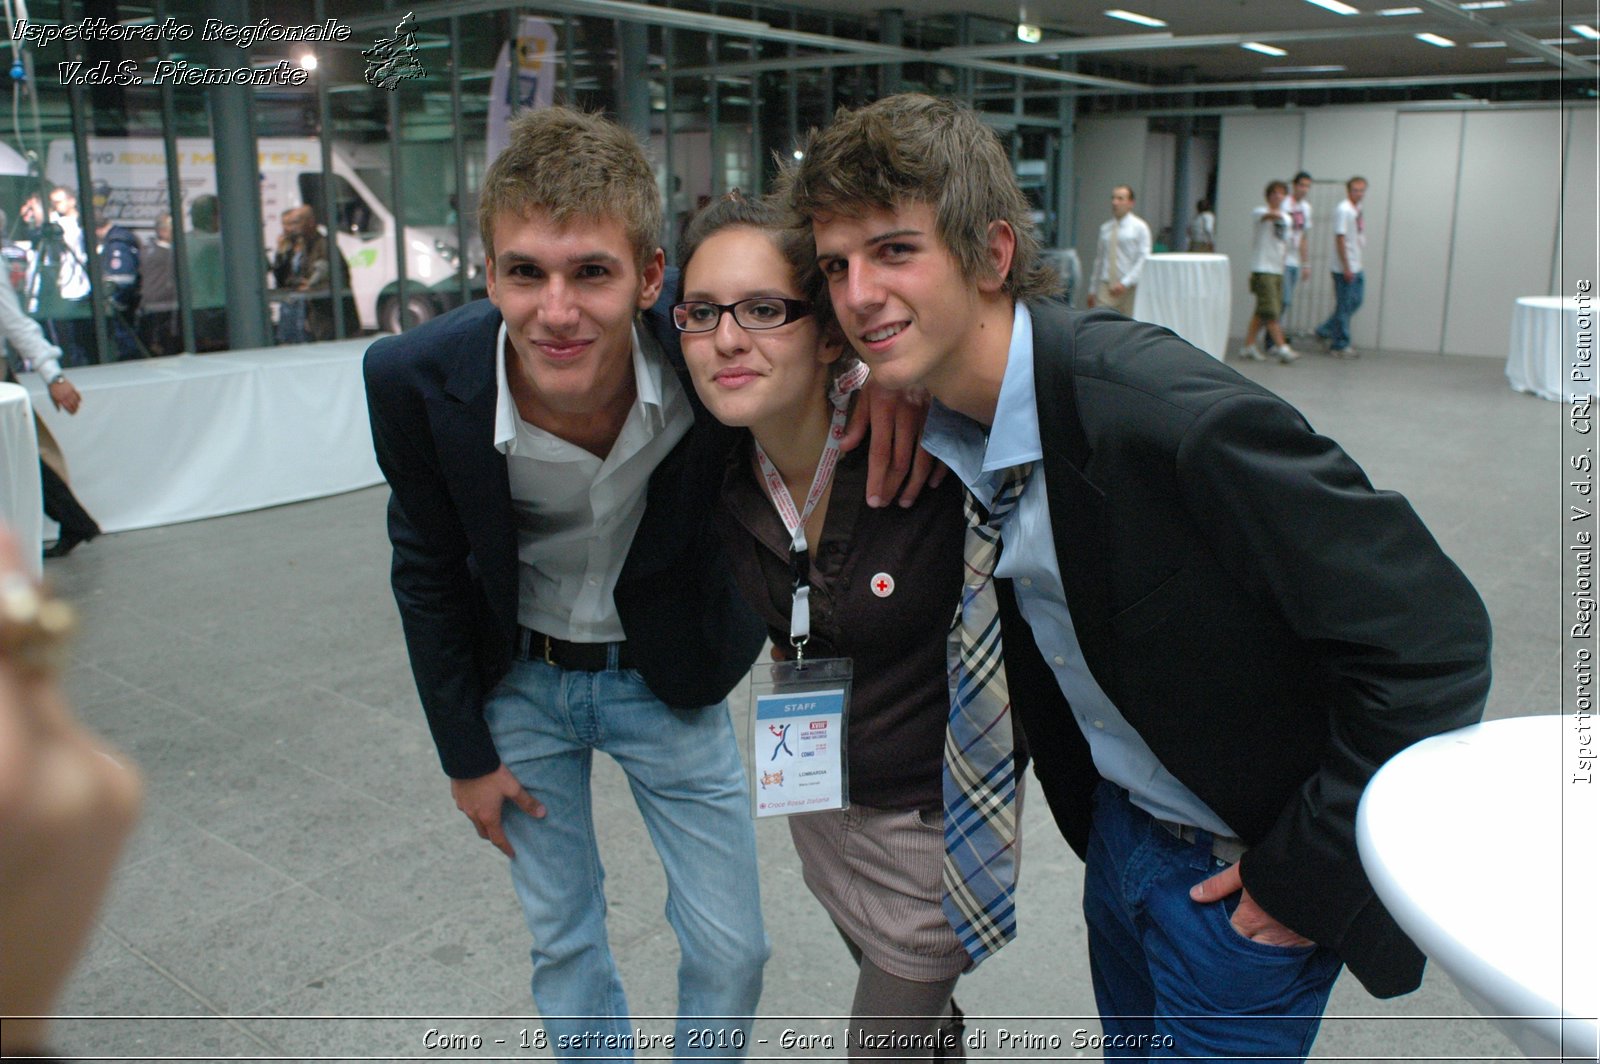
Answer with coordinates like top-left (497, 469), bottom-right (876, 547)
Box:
top-left (0, 572), bottom-right (77, 677)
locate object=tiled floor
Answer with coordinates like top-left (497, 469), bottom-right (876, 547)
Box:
top-left (39, 347), bottom-right (1554, 1061)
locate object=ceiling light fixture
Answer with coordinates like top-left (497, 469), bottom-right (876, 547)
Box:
top-left (1242, 41), bottom-right (1289, 56)
top-left (1574, 25), bottom-right (1600, 40)
top-left (1104, 9), bottom-right (1168, 28)
top-left (1538, 36), bottom-right (1580, 45)
top-left (1265, 64), bottom-right (1348, 73)
top-left (1377, 6), bottom-right (1423, 14)
top-left (1017, 5), bottom-right (1043, 43)
top-left (1303, 0), bottom-right (1361, 15)
top-left (1415, 32), bottom-right (1456, 46)
top-left (1468, 40), bottom-right (1508, 47)
top-left (1506, 56), bottom-right (1545, 63)
top-left (1458, 1), bottom-right (1508, 9)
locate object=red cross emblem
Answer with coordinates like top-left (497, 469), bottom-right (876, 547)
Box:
top-left (870, 572), bottom-right (895, 598)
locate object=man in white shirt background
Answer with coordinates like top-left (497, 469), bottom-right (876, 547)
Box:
top-left (1086, 184), bottom-right (1151, 317)
top-left (1315, 176), bottom-right (1368, 359)
top-left (1282, 171), bottom-right (1312, 334)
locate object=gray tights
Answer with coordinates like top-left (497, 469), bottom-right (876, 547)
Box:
top-left (840, 931), bottom-right (963, 1062)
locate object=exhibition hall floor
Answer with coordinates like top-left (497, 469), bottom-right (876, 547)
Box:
top-left (44, 348), bottom-right (1556, 1062)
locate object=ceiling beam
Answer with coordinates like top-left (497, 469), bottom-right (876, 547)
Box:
top-left (939, 25), bottom-right (1425, 61)
top-left (349, 0), bottom-right (1592, 92)
top-left (673, 51), bottom-right (1141, 89)
top-left (350, 0), bottom-right (1143, 90)
top-left (1412, 0), bottom-right (1595, 75)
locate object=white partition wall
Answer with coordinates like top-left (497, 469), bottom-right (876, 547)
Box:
top-left (1380, 111), bottom-right (1463, 355)
top-left (1559, 110), bottom-right (1599, 294)
top-left (1443, 109), bottom-right (1564, 358)
top-left (1217, 103), bottom-right (1598, 358)
top-left (1142, 130), bottom-right (1177, 246)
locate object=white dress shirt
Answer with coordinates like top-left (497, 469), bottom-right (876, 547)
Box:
top-left (493, 321), bottom-right (693, 642)
top-left (1091, 213), bottom-right (1153, 289)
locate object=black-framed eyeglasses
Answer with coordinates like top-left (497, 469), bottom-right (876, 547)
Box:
top-left (671, 297), bottom-right (814, 333)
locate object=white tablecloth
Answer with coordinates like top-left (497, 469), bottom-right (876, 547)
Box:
top-left (1507, 296), bottom-right (1591, 401)
top-left (1131, 253), bottom-right (1231, 361)
top-left (0, 382), bottom-right (43, 578)
top-left (24, 342), bottom-right (383, 535)
top-left (1358, 716), bottom-right (1599, 1062)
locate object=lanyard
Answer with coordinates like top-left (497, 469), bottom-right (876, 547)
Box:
top-left (752, 360), bottom-right (870, 660)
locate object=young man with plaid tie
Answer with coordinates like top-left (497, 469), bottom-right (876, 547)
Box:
top-left (791, 93), bottom-right (1491, 1061)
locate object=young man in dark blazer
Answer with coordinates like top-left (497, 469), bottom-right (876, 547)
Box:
top-left (364, 108), bottom-right (769, 1052)
top-left (794, 93), bottom-right (1491, 1060)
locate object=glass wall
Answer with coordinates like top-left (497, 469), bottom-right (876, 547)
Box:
top-left (5, 0), bottom-right (1577, 363)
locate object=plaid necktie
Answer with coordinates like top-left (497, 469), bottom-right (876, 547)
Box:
top-left (941, 461), bottom-right (1033, 965)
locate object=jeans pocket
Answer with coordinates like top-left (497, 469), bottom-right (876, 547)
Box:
top-left (1206, 892), bottom-right (1318, 959)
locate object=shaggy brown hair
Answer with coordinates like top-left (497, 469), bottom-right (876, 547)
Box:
top-left (784, 93), bottom-right (1059, 302)
top-left (478, 106), bottom-right (662, 269)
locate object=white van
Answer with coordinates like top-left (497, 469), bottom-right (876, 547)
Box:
top-left (45, 136), bottom-right (479, 332)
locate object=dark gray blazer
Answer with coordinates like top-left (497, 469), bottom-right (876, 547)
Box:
top-left (1000, 300), bottom-right (1491, 998)
top-left (364, 296), bottom-right (765, 780)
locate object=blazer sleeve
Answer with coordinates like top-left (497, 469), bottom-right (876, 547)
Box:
top-left (364, 340), bottom-right (501, 780)
top-left (1174, 391), bottom-right (1491, 963)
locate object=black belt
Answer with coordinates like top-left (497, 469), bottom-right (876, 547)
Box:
top-left (517, 627), bottom-right (637, 672)
top-left (1154, 816), bottom-right (1249, 865)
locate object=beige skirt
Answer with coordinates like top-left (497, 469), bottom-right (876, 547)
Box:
top-left (789, 786), bottom-right (1030, 984)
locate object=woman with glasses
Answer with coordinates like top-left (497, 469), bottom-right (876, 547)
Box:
top-left (674, 192), bottom-right (989, 1059)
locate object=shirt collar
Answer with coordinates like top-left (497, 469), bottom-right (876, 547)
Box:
top-left (923, 301), bottom-right (1043, 489)
top-left (494, 320), bottom-right (661, 453)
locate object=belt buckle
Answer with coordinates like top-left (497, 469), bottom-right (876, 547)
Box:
top-left (542, 633), bottom-right (555, 667)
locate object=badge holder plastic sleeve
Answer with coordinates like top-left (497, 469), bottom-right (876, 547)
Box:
top-left (748, 656), bottom-right (851, 819)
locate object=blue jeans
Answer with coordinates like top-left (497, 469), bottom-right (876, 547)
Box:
top-left (485, 658), bottom-right (769, 1059)
top-left (1082, 782), bottom-right (1342, 1061)
top-left (1281, 265), bottom-right (1300, 318)
top-left (1315, 272), bottom-right (1364, 352)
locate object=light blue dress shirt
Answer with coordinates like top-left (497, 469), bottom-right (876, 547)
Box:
top-left (922, 302), bottom-right (1236, 838)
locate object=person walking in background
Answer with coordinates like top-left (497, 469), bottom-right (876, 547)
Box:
top-left (185, 196), bottom-right (228, 352)
top-left (137, 213), bottom-right (179, 357)
top-left (0, 219), bottom-right (102, 559)
top-left (1186, 199), bottom-right (1215, 252)
top-left (1282, 172), bottom-right (1312, 333)
top-left (1239, 180), bottom-right (1300, 365)
top-left (1086, 184), bottom-right (1151, 316)
top-left (1315, 176), bottom-right (1368, 359)
top-left (89, 185), bottom-right (143, 362)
